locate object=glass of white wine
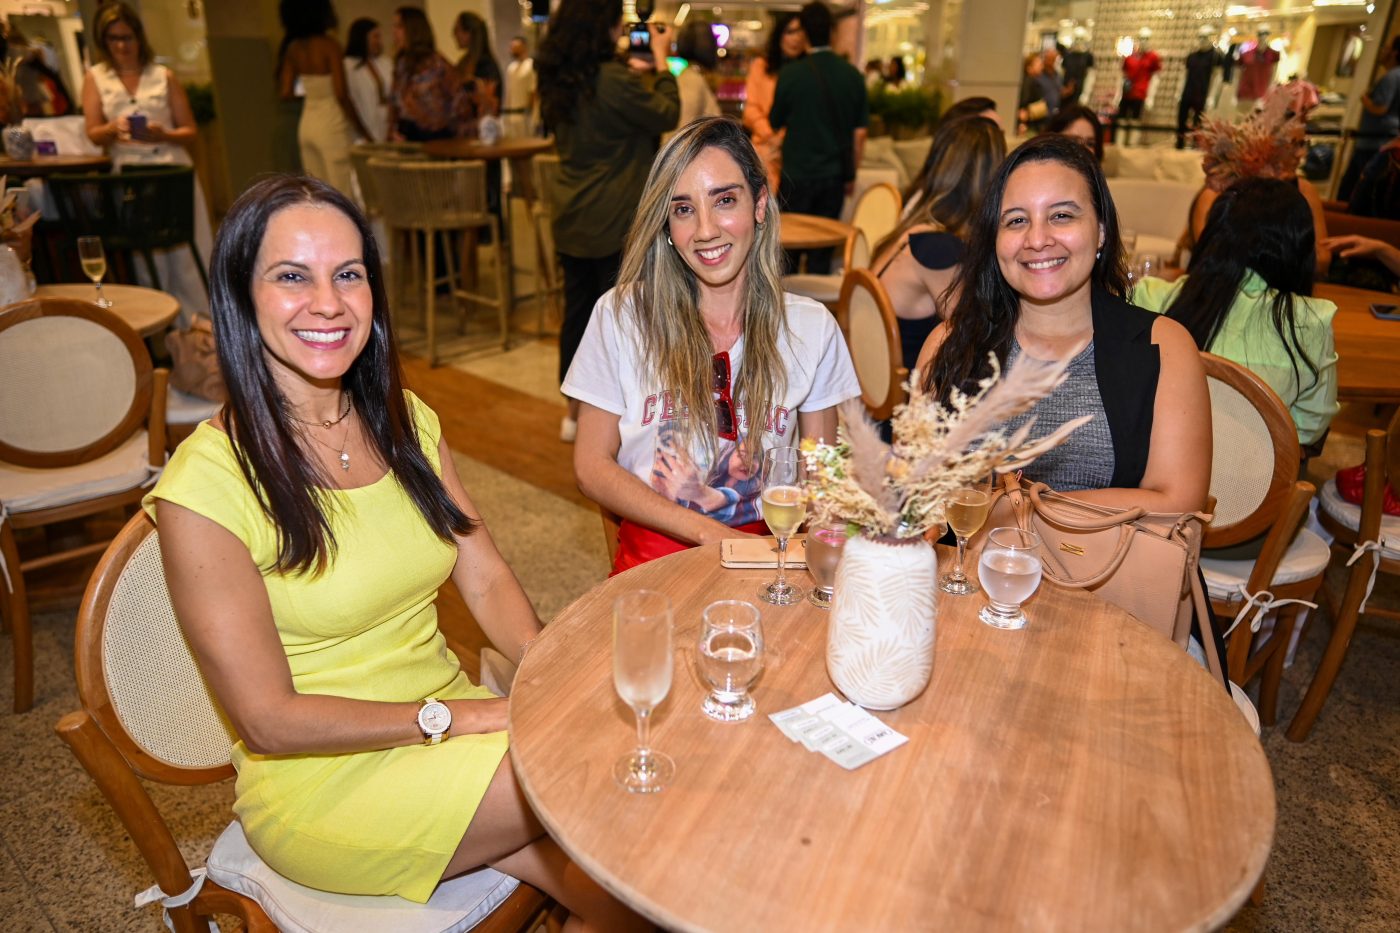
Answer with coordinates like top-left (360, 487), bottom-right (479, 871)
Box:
top-left (978, 528), bottom-right (1043, 630)
top-left (76, 236), bottom-right (113, 308)
top-left (940, 486), bottom-right (992, 595)
top-left (758, 446), bottom-right (805, 605)
top-left (698, 600), bottom-right (763, 721)
top-left (613, 589), bottom-right (675, 793)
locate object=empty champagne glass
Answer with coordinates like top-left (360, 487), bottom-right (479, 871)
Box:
top-left (77, 236), bottom-right (112, 308)
top-left (940, 487), bottom-right (992, 595)
top-left (759, 446), bottom-right (805, 605)
top-left (613, 590), bottom-right (675, 793)
top-left (978, 528), bottom-right (1043, 630)
top-left (805, 522), bottom-right (847, 608)
top-left (698, 600), bottom-right (763, 721)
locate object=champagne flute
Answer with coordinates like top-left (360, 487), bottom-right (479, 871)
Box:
top-left (698, 600), bottom-right (763, 721)
top-left (940, 487), bottom-right (992, 595)
top-left (805, 521), bottom-right (847, 608)
top-left (77, 236), bottom-right (113, 308)
top-left (978, 528), bottom-right (1043, 630)
top-left (758, 446), bottom-right (805, 605)
top-left (612, 589), bottom-right (675, 793)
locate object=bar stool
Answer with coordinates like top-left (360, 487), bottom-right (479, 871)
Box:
top-left (369, 158), bottom-right (508, 366)
top-left (529, 154), bottom-right (564, 335)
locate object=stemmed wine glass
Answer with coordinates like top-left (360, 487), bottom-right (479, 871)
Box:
top-left (940, 486), bottom-right (992, 595)
top-left (77, 236), bottom-right (113, 308)
top-left (758, 446), bottom-right (805, 605)
top-left (978, 528), bottom-right (1043, 630)
top-left (697, 600), bottom-right (763, 721)
top-left (612, 589), bottom-right (675, 793)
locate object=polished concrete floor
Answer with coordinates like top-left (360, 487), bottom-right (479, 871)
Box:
top-left (1, 331), bottom-right (1396, 931)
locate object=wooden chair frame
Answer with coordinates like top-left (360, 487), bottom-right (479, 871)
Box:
top-left (1, 297), bottom-right (166, 712)
top-left (835, 268), bottom-right (907, 421)
top-left (850, 182), bottom-right (903, 252)
top-left (1199, 354), bottom-right (1323, 725)
top-left (1291, 410), bottom-right (1400, 740)
top-left (55, 513), bottom-right (549, 932)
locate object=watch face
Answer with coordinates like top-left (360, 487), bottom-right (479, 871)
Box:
top-left (420, 702), bottom-right (451, 734)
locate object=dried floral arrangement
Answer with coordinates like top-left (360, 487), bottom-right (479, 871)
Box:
top-left (1193, 87), bottom-right (1306, 193)
top-left (802, 356), bottom-right (1089, 540)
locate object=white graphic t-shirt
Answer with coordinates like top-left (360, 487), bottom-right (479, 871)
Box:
top-left (562, 289), bottom-right (861, 527)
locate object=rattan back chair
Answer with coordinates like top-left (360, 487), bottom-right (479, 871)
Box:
top-left (0, 297), bottom-right (166, 712)
top-left (56, 511), bottom-right (549, 932)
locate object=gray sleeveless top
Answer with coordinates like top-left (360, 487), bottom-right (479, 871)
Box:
top-left (1002, 338), bottom-right (1114, 491)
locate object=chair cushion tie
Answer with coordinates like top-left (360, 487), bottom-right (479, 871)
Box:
top-left (1221, 585), bottom-right (1318, 639)
top-left (135, 868), bottom-right (216, 932)
top-left (1346, 539), bottom-right (1385, 613)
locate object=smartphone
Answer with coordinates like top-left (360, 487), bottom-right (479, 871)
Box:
top-left (627, 23), bottom-right (651, 59)
top-left (128, 113), bottom-right (148, 138)
top-left (1371, 303), bottom-right (1400, 321)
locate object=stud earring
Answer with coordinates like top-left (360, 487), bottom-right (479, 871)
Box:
top-left (1096, 250), bottom-right (1102, 259)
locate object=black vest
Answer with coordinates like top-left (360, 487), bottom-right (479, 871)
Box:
top-left (1090, 285), bottom-right (1161, 490)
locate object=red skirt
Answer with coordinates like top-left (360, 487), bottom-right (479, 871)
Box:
top-left (611, 518), bottom-right (769, 576)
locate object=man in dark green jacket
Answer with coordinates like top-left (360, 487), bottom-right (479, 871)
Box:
top-left (770, 1), bottom-right (868, 274)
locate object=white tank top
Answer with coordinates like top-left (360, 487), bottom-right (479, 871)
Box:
top-left (88, 63), bottom-right (191, 168)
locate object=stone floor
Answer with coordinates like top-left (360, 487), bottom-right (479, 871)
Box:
top-left (1, 339), bottom-right (1396, 930)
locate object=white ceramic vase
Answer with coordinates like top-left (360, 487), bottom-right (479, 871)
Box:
top-left (826, 534), bottom-right (937, 710)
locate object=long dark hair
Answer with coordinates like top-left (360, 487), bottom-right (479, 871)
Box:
top-left (1045, 104), bottom-right (1103, 162)
top-left (454, 12), bottom-right (500, 79)
top-left (395, 6), bottom-right (438, 73)
top-left (924, 134), bottom-right (1128, 400)
top-left (209, 176), bottom-right (476, 574)
top-left (888, 115), bottom-right (1005, 249)
top-left (279, 0), bottom-right (335, 39)
top-left (537, 0), bottom-right (623, 128)
top-left (1168, 176), bottom-right (1319, 391)
top-left (764, 12), bottom-right (799, 74)
top-left (345, 18), bottom-right (378, 64)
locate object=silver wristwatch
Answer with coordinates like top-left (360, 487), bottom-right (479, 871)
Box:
top-left (417, 697), bottom-right (451, 746)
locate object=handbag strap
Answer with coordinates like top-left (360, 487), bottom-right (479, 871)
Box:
top-left (1190, 564), bottom-right (1227, 687)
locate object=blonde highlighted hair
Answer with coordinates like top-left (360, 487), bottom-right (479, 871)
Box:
top-left (617, 116), bottom-right (787, 464)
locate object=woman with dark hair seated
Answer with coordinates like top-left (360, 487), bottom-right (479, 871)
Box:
top-left (1134, 177), bottom-right (1338, 449)
top-left (566, 117), bottom-right (859, 573)
top-left (873, 115), bottom-right (1006, 372)
top-left (145, 175), bottom-right (643, 929)
top-left (917, 134), bottom-right (1210, 513)
top-left (1045, 104), bottom-right (1103, 162)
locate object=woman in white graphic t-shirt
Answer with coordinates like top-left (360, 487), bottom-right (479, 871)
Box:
top-left (563, 116), bottom-right (861, 574)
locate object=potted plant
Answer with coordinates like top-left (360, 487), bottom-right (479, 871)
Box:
top-left (801, 358), bottom-right (1086, 709)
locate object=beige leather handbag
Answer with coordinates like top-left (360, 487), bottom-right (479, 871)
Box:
top-left (989, 475), bottom-right (1225, 683)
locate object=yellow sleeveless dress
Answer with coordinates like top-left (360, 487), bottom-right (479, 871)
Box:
top-left (144, 393), bottom-right (508, 903)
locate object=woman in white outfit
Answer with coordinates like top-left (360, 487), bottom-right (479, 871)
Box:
top-left (81, 2), bottom-right (212, 316)
top-left (344, 18), bottom-right (393, 143)
top-left (278, 0), bottom-right (369, 196)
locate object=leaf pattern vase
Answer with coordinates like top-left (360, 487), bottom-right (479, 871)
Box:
top-left (827, 534), bottom-right (937, 710)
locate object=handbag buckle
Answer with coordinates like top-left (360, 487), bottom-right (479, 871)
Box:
top-left (1058, 542), bottom-right (1086, 556)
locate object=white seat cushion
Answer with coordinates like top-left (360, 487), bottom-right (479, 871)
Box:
top-left (166, 387), bottom-right (222, 425)
top-left (1319, 479), bottom-right (1400, 559)
top-left (0, 432), bottom-right (154, 515)
top-left (782, 273), bottom-right (842, 304)
top-left (205, 822), bottom-right (521, 933)
top-left (1201, 527), bottom-right (1331, 600)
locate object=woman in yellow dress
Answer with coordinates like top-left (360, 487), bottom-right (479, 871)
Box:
top-left (145, 174), bottom-right (643, 930)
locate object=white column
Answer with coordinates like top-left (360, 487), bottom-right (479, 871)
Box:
top-left (954, 0), bottom-right (1032, 119)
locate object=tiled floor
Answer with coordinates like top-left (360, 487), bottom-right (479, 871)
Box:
top-left (1, 340), bottom-right (1397, 930)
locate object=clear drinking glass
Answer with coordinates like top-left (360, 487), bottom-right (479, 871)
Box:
top-left (1132, 252), bottom-right (1163, 285)
top-left (978, 527), bottom-right (1043, 630)
top-left (612, 589), bottom-right (675, 793)
top-left (805, 522), bottom-right (847, 608)
top-left (758, 446), bottom-right (805, 605)
top-left (940, 487), bottom-right (991, 595)
top-left (77, 236), bottom-right (112, 308)
top-left (697, 600), bottom-right (764, 721)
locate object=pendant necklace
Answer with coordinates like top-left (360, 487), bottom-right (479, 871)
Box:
top-left (295, 393), bottom-right (354, 472)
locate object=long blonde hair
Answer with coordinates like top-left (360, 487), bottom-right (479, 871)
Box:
top-left (617, 116), bottom-right (787, 464)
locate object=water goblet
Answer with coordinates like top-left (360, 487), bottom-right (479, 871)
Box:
top-left (697, 600), bottom-right (764, 721)
top-left (805, 522), bottom-right (847, 608)
top-left (77, 236), bottom-right (113, 308)
top-left (977, 527), bottom-right (1043, 630)
top-left (758, 446), bottom-right (805, 605)
top-left (612, 589), bottom-right (675, 793)
top-left (940, 487), bottom-right (991, 595)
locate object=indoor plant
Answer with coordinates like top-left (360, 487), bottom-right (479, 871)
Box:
top-left (802, 357), bottom-right (1087, 709)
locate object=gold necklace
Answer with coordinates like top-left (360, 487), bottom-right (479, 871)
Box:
top-left (292, 392), bottom-right (352, 430)
top-left (300, 405), bottom-right (354, 472)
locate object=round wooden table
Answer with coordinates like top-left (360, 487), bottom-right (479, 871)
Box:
top-left (1315, 282), bottom-right (1400, 403)
top-left (0, 154), bottom-right (110, 178)
top-left (510, 546), bottom-right (1275, 932)
top-left (780, 213), bottom-right (857, 251)
top-left (421, 136), bottom-right (554, 201)
top-left (34, 284), bottom-right (179, 337)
